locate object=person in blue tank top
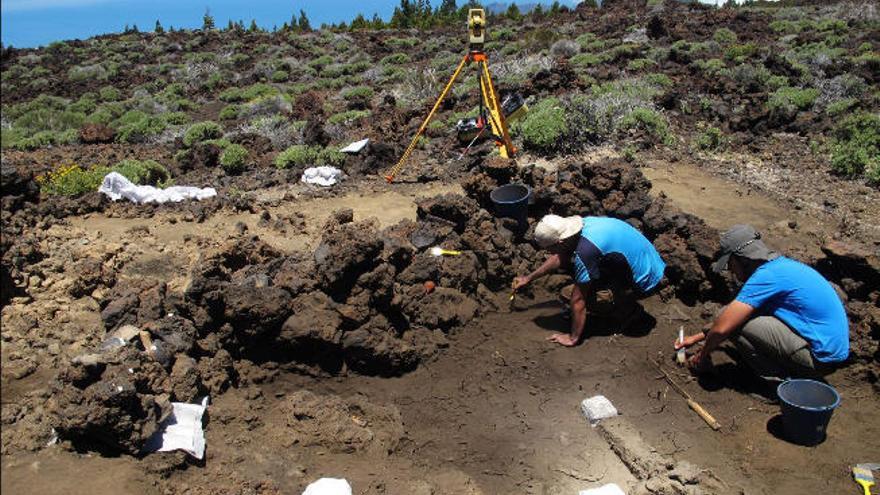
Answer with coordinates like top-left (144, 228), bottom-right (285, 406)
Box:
top-left (676, 224), bottom-right (850, 380)
top-left (511, 214), bottom-right (667, 346)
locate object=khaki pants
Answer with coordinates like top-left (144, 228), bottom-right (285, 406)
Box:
top-left (733, 316), bottom-right (827, 380)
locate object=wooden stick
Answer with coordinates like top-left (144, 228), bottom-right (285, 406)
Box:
top-left (654, 361), bottom-right (721, 431)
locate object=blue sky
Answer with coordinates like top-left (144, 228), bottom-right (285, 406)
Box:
top-left (1, 1), bottom-right (408, 48)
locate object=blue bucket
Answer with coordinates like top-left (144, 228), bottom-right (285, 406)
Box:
top-left (490, 184), bottom-right (531, 231)
top-left (776, 379), bottom-right (840, 446)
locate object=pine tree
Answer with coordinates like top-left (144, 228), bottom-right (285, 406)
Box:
top-left (131, 24), bottom-right (139, 33)
top-left (532, 4), bottom-right (544, 19)
top-left (438, 0), bottom-right (457, 17)
top-left (155, 19), bottom-right (164, 34)
top-left (227, 20), bottom-right (235, 31)
top-left (351, 14), bottom-right (369, 30)
top-left (371, 13), bottom-right (385, 29)
top-left (298, 10), bottom-right (312, 31)
top-left (506, 3), bottom-right (521, 21)
top-left (549, 1), bottom-right (561, 15)
top-left (203, 8), bottom-right (215, 30)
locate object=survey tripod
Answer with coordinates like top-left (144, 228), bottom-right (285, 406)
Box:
top-left (384, 9), bottom-right (516, 183)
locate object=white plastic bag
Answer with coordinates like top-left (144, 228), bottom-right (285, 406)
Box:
top-left (301, 167), bottom-right (344, 187)
top-left (302, 478), bottom-right (352, 495)
top-left (99, 172), bottom-right (216, 204)
top-left (579, 483), bottom-right (626, 495)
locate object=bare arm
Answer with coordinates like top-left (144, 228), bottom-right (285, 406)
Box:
top-left (689, 300), bottom-right (755, 371)
top-left (548, 283), bottom-right (592, 346)
top-left (569, 283), bottom-right (591, 343)
top-left (513, 253), bottom-right (563, 289)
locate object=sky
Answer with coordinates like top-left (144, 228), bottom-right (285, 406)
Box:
top-left (1, 0), bottom-right (406, 48)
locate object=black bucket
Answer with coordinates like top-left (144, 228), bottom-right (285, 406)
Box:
top-left (490, 184), bottom-right (531, 231)
top-left (776, 379), bottom-right (840, 446)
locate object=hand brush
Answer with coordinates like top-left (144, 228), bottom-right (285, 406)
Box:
top-left (853, 463), bottom-right (879, 495)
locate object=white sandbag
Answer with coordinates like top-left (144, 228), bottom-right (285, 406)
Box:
top-left (580, 395), bottom-right (618, 426)
top-left (99, 172), bottom-right (216, 204)
top-left (302, 478), bottom-right (352, 495)
top-left (301, 166), bottom-right (344, 187)
top-left (579, 483), bottom-right (626, 495)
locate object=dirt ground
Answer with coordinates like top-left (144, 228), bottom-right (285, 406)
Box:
top-left (2, 149), bottom-right (879, 495)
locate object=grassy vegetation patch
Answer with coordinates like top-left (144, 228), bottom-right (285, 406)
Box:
top-left (830, 113), bottom-right (879, 183)
top-left (274, 144), bottom-right (345, 169)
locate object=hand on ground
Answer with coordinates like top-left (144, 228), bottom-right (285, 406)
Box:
top-left (511, 276), bottom-right (530, 291)
top-left (687, 351), bottom-right (712, 373)
top-left (547, 333), bottom-right (577, 347)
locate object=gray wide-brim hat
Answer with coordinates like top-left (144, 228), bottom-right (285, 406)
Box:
top-left (712, 224), bottom-right (779, 273)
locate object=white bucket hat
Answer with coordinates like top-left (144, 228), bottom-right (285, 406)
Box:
top-left (534, 214), bottom-right (583, 248)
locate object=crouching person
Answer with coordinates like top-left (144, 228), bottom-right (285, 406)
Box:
top-left (677, 225), bottom-right (849, 380)
top-left (512, 215), bottom-right (666, 347)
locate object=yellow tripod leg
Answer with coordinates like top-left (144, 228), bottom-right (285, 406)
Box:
top-left (478, 59), bottom-right (515, 158)
top-left (384, 54), bottom-right (469, 183)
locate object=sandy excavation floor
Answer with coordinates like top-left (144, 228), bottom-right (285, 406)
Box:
top-left (2, 152), bottom-right (879, 495)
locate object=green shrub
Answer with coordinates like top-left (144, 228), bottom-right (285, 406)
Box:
top-left (183, 121), bottom-right (223, 147)
top-left (164, 112), bottom-right (190, 126)
top-left (696, 126), bottom-right (725, 151)
top-left (113, 159), bottom-right (172, 187)
top-left (70, 94), bottom-right (98, 114)
top-left (713, 28), bottom-right (737, 45)
top-left (341, 86), bottom-right (374, 101)
top-left (380, 53), bottom-right (411, 65)
top-left (512, 97), bottom-right (567, 154)
top-left (766, 75), bottom-right (789, 92)
top-left (570, 53), bottom-right (604, 68)
top-left (830, 113), bottom-right (879, 182)
top-left (308, 54), bottom-right (334, 70)
top-left (644, 73), bottom-right (673, 88)
top-left (219, 144), bottom-right (248, 174)
top-left (219, 104), bottom-right (240, 120)
top-left (694, 58), bottom-right (726, 76)
top-left (11, 130), bottom-right (77, 150)
top-left (619, 108), bottom-right (673, 146)
top-left (767, 86), bottom-right (818, 113)
top-left (219, 83), bottom-right (278, 103)
top-left (99, 86), bottom-right (121, 101)
top-left (36, 164), bottom-right (111, 196)
top-left (627, 58), bottom-right (655, 71)
top-left (725, 43), bottom-right (760, 62)
top-left (271, 70), bottom-right (289, 82)
top-left (826, 98), bottom-right (858, 116)
top-left (275, 145), bottom-right (317, 169)
top-left (36, 158), bottom-right (173, 196)
top-left (385, 37), bottom-right (420, 49)
top-left (113, 110), bottom-right (172, 143)
top-left (274, 145), bottom-right (344, 169)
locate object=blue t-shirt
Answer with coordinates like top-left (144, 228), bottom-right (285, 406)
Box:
top-left (735, 256), bottom-right (849, 363)
top-left (572, 217), bottom-right (666, 293)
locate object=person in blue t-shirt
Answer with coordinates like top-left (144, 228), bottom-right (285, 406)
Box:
top-left (512, 214), bottom-right (666, 347)
top-left (676, 224), bottom-right (850, 380)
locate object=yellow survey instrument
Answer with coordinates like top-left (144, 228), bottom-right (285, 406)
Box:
top-left (384, 8), bottom-right (516, 183)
